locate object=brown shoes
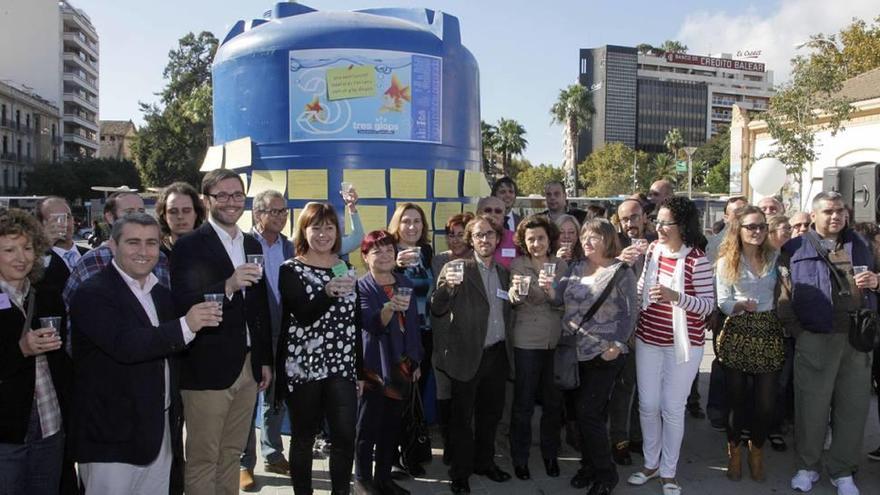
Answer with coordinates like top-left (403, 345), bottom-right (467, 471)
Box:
top-left (747, 440), bottom-right (765, 481)
top-left (726, 441), bottom-right (742, 481)
top-left (240, 468), bottom-right (257, 492)
top-left (264, 457), bottom-right (291, 475)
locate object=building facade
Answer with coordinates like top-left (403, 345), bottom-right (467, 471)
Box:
top-left (637, 78), bottom-right (707, 154)
top-left (99, 120), bottom-right (137, 160)
top-left (0, 81), bottom-right (63, 194)
top-left (61, 0), bottom-right (100, 158)
top-left (0, 0), bottom-right (63, 112)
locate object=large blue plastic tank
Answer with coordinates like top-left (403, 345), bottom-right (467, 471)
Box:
top-left (212, 2), bottom-right (481, 239)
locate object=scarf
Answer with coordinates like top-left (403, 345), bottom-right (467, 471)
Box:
top-left (642, 242), bottom-right (693, 364)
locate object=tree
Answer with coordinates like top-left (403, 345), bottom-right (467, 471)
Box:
top-left (480, 120), bottom-right (499, 178)
top-left (649, 153), bottom-right (678, 186)
top-left (26, 158), bottom-right (143, 202)
top-left (636, 43), bottom-right (655, 55)
top-left (131, 31), bottom-right (219, 187)
top-left (659, 40), bottom-right (688, 53)
top-left (663, 128), bottom-right (684, 159)
top-left (550, 84), bottom-right (595, 194)
top-left (507, 157), bottom-right (532, 182)
top-left (493, 118), bottom-right (528, 177)
top-left (764, 15), bottom-right (880, 176)
top-left (692, 127), bottom-right (731, 193)
top-left (516, 164), bottom-right (565, 196)
top-left (578, 142), bottom-right (651, 197)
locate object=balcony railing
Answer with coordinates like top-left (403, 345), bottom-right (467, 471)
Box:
top-left (0, 153), bottom-right (19, 162)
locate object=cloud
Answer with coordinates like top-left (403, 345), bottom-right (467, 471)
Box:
top-left (676, 0), bottom-right (878, 84)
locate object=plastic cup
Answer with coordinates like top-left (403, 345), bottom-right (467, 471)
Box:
top-left (853, 265), bottom-right (869, 275)
top-left (247, 254), bottom-right (264, 268)
top-left (632, 238), bottom-right (648, 254)
top-left (407, 246), bottom-right (422, 267)
top-left (204, 293), bottom-right (225, 307)
top-left (394, 286), bottom-right (413, 308)
top-left (340, 182), bottom-right (354, 201)
top-left (516, 275), bottom-right (531, 296)
top-left (38, 316), bottom-right (62, 336)
top-left (542, 262), bottom-right (556, 277)
top-left (446, 260), bottom-right (464, 285)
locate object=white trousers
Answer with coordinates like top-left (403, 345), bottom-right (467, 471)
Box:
top-left (635, 339), bottom-right (703, 478)
top-left (79, 413), bottom-right (171, 495)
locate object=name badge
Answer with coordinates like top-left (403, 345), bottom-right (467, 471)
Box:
top-left (501, 248), bottom-right (516, 258)
top-left (0, 293), bottom-right (10, 310)
top-left (496, 288), bottom-right (510, 301)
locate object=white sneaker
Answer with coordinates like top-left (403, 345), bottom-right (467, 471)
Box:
top-left (831, 475), bottom-right (860, 495)
top-left (791, 470), bottom-right (820, 492)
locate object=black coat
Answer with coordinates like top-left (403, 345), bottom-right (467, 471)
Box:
top-left (0, 288), bottom-right (72, 444)
top-left (33, 246), bottom-right (89, 334)
top-left (170, 222), bottom-right (272, 390)
top-left (69, 266), bottom-right (185, 464)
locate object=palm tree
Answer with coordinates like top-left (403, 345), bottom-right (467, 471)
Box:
top-left (651, 153), bottom-right (678, 186)
top-left (664, 128), bottom-right (684, 160)
top-left (659, 40), bottom-right (688, 53)
top-left (481, 120), bottom-right (499, 177)
top-left (493, 118), bottom-right (528, 178)
top-left (550, 84), bottom-right (594, 194)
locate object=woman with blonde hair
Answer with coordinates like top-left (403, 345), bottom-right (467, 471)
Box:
top-left (714, 205), bottom-right (784, 482)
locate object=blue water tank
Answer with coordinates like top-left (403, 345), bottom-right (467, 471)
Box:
top-left (212, 2), bottom-right (481, 238)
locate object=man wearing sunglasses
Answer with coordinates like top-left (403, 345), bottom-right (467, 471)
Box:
top-left (477, 196), bottom-right (519, 269)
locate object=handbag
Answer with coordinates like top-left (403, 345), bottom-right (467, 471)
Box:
top-left (400, 385), bottom-right (432, 467)
top-left (553, 265), bottom-right (625, 390)
top-left (805, 231), bottom-right (879, 352)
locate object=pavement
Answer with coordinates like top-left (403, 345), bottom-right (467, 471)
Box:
top-left (246, 344), bottom-right (880, 495)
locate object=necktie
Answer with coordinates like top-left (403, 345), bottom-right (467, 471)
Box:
top-left (63, 250), bottom-right (78, 271)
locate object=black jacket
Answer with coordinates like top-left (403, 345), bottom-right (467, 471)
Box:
top-left (33, 246), bottom-right (89, 334)
top-left (0, 288), bottom-right (72, 444)
top-left (69, 266), bottom-right (185, 464)
top-left (170, 222), bottom-right (272, 390)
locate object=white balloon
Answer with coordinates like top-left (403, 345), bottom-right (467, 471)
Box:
top-left (749, 157), bottom-right (787, 196)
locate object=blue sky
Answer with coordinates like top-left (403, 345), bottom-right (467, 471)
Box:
top-left (74, 0), bottom-right (876, 166)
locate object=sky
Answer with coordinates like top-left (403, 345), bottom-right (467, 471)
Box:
top-left (73, 0), bottom-right (878, 167)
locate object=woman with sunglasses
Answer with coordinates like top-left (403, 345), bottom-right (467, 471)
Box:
top-left (714, 206), bottom-right (784, 482)
top-left (627, 197), bottom-right (714, 495)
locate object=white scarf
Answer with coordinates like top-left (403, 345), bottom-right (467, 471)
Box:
top-left (641, 242), bottom-right (693, 364)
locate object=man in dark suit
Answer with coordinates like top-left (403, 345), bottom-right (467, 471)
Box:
top-left (170, 169), bottom-right (272, 495)
top-left (69, 213), bottom-right (220, 493)
top-left (432, 214), bottom-right (513, 494)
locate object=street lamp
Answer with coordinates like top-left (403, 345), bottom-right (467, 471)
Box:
top-left (683, 146), bottom-right (697, 199)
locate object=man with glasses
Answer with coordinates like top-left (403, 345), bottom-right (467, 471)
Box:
top-left (541, 180), bottom-right (587, 224)
top-left (779, 191), bottom-right (878, 494)
top-left (239, 190), bottom-right (294, 490)
top-left (171, 169), bottom-right (272, 495)
top-left (432, 215), bottom-right (513, 493)
top-left (790, 211), bottom-right (811, 237)
top-left (478, 196), bottom-right (519, 269)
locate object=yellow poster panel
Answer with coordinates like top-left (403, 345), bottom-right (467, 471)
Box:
top-left (225, 137), bottom-right (252, 169)
top-left (345, 205), bottom-right (388, 235)
top-left (326, 65), bottom-right (376, 101)
top-left (390, 169), bottom-right (427, 198)
top-left (395, 201), bottom-right (433, 231)
top-left (433, 169), bottom-right (460, 198)
top-left (462, 200), bottom-right (478, 215)
top-left (236, 210), bottom-right (253, 233)
top-left (247, 170), bottom-right (288, 198)
top-left (288, 169), bottom-right (328, 200)
top-left (291, 208), bottom-right (304, 237)
top-left (434, 233), bottom-right (448, 254)
top-left (463, 170), bottom-right (491, 197)
top-left (239, 173), bottom-right (249, 194)
top-left (343, 169), bottom-right (387, 199)
top-left (200, 145), bottom-right (224, 172)
top-left (433, 202), bottom-right (462, 228)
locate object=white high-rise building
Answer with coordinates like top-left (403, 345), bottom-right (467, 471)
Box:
top-left (61, 0), bottom-right (100, 158)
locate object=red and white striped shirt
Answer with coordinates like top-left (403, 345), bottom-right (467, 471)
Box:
top-left (636, 247), bottom-right (714, 347)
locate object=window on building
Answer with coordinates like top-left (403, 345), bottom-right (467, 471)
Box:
top-left (53, 149), bottom-right (58, 163)
top-left (100, 135), bottom-right (106, 141)
top-left (2, 136), bottom-right (6, 154)
top-left (1, 104), bottom-right (5, 125)
top-left (26, 142), bottom-right (31, 159)
top-left (15, 110), bottom-right (20, 129)
top-left (35, 115), bottom-right (41, 132)
top-left (3, 169), bottom-right (7, 188)
top-left (16, 139), bottom-right (21, 158)
top-left (25, 114), bottom-right (30, 129)
top-left (17, 170), bottom-right (22, 190)
top-left (52, 123), bottom-right (57, 137)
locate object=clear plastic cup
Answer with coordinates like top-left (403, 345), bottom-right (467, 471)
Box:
top-left (340, 182), bottom-right (354, 201)
top-left (542, 262), bottom-right (556, 277)
top-left (204, 293), bottom-right (225, 307)
top-left (853, 265), bottom-right (869, 275)
top-left (446, 260), bottom-right (465, 285)
top-left (516, 275), bottom-right (531, 296)
top-left (38, 316), bottom-right (62, 337)
top-left (632, 238), bottom-right (649, 254)
top-left (394, 286), bottom-right (413, 308)
top-left (407, 246), bottom-right (422, 267)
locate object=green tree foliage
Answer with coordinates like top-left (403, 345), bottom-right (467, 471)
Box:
top-left (692, 127), bottom-right (731, 193)
top-left (659, 40), bottom-right (688, 53)
top-left (663, 128), bottom-right (684, 159)
top-left (765, 16), bottom-right (880, 175)
top-left (25, 158), bottom-right (142, 202)
top-left (507, 157), bottom-right (532, 182)
top-left (550, 84), bottom-right (595, 193)
top-left (131, 31), bottom-right (218, 188)
top-left (480, 120), bottom-right (499, 178)
top-left (578, 143), bottom-right (651, 197)
top-left (493, 118), bottom-right (528, 177)
top-left (516, 164), bottom-right (565, 196)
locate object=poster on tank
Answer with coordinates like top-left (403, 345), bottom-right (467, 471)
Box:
top-left (289, 48), bottom-right (442, 143)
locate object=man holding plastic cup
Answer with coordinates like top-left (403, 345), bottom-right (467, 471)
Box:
top-left (432, 214), bottom-right (513, 493)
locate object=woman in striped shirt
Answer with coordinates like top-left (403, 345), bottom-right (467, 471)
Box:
top-left (626, 197), bottom-right (714, 495)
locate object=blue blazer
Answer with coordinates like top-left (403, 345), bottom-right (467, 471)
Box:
top-left (357, 272), bottom-right (424, 383)
top-left (70, 265), bottom-right (186, 465)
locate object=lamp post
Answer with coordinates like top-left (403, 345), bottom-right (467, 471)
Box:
top-left (683, 146), bottom-right (697, 199)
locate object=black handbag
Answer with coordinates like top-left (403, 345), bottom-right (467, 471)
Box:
top-left (400, 385), bottom-right (432, 467)
top-left (553, 265), bottom-right (624, 390)
top-left (805, 231), bottom-right (879, 352)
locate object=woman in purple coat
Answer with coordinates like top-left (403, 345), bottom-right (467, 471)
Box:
top-left (355, 230), bottom-right (424, 495)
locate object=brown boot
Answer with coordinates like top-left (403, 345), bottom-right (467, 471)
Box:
top-left (726, 441), bottom-right (742, 481)
top-left (747, 440), bottom-right (765, 481)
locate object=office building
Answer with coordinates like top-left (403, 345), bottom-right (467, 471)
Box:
top-left (99, 120), bottom-right (137, 160)
top-left (61, 0), bottom-right (100, 158)
top-left (0, 81), bottom-right (63, 193)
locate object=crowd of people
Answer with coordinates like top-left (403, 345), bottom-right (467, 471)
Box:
top-left (2, 170), bottom-right (880, 495)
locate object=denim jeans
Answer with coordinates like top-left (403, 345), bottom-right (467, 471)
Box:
top-left (241, 391), bottom-right (287, 470)
top-left (509, 348), bottom-right (562, 466)
top-left (286, 377), bottom-right (357, 495)
top-left (0, 414), bottom-right (64, 495)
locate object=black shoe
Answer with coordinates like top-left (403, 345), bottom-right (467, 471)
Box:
top-left (514, 465), bottom-right (530, 480)
top-left (586, 481), bottom-right (615, 495)
top-left (544, 458), bottom-right (560, 477)
top-left (450, 478), bottom-right (470, 493)
top-left (629, 440), bottom-right (643, 456)
top-left (390, 465), bottom-right (410, 480)
top-left (474, 465), bottom-right (511, 483)
top-left (868, 446), bottom-right (880, 461)
top-left (710, 420), bottom-right (726, 432)
top-left (374, 478), bottom-right (410, 495)
top-left (769, 433), bottom-right (787, 452)
top-left (612, 441), bottom-right (632, 466)
top-left (687, 404), bottom-right (706, 419)
top-left (443, 448), bottom-right (451, 466)
top-left (570, 468), bottom-right (595, 489)
top-left (405, 463), bottom-right (426, 477)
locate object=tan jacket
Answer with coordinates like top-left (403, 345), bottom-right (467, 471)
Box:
top-left (509, 255), bottom-right (567, 349)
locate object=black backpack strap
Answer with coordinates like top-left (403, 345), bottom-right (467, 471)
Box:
top-left (577, 264), bottom-right (625, 329)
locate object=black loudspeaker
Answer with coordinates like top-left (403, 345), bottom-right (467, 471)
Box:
top-left (823, 166), bottom-right (855, 209)
top-left (853, 163), bottom-right (880, 223)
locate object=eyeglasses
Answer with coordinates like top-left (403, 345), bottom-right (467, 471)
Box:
top-left (472, 231), bottom-right (497, 241)
top-left (654, 220), bottom-right (678, 228)
top-left (740, 223), bottom-right (768, 232)
top-left (258, 208), bottom-right (288, 217)
top-left (482, 208), bottom-right (504, 215)
top-left (583, 235), bottom-right (604, 245)
top-left (791, 222), bottom-right (810, 230)
top-left (620, 214), bottom-right (642, 223)
top-left (206, 192), bottom-right (246, 203)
